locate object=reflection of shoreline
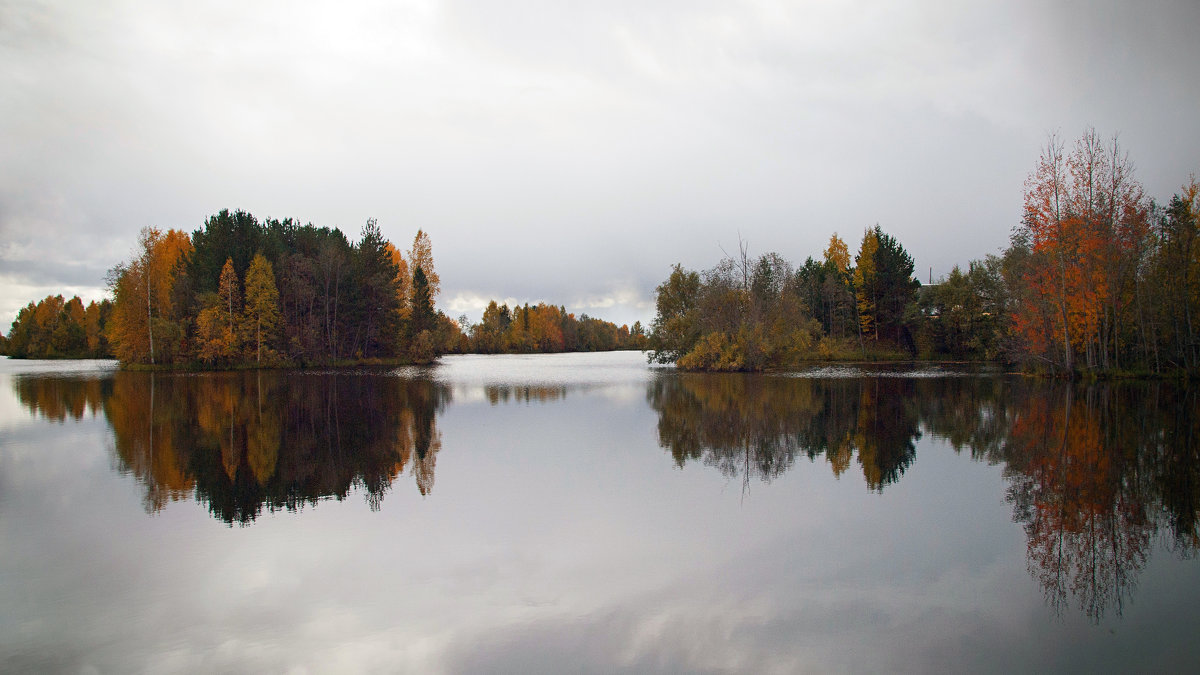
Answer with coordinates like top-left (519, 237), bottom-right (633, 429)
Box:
top-left (923, 380), bottom-right (1200, 621)
top-left (13, 370), bottom-right (449, 524)
top-left (484, 385), bottom-right (567, 405)
top-left (11, 368), bottom-right (1199, 623)
top-left (450, 383), bottom-right (646, 406)
top-left (648, 373), bottom-right (919, 491)
top-left (649, 372), bottom-right (1200, 623)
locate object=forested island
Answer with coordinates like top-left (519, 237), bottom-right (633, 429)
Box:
top-left (1, 210), bottom-right (646, 366)
top-left (649, 129), bottom-right (1200, 377)
top-left (3, 128), bottom-right (1198, 376)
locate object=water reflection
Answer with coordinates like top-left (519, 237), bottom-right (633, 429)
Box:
top-left (990, 382), bottom-right (1198, 623)
top-left (650, 372), bottom-right (1200, 622)
top-left (14, 370), bottom-right (449, 524)
top-left (12, 375), bottom-right (107, 422)
top-left (10, 366), bottom-right (1200, 624)
top-left (484, 384), bottom-right (568, 405)
top-left (648, 373), bottom-right (920, 492)
top-left (918, 379), bottom-right (1199, 621)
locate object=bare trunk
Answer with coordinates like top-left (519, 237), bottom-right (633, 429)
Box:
top-left (1186, 292), bottom-right (1197, 371)
top-left (332, 270), bottom-right (340, 359)
top-left (1057, 254), bottom-right (1072, 372)
top-left (146, 273), bottom-right (155, 365)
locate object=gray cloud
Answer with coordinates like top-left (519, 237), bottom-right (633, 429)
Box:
top-left (0, 258), bottom-right (108, 288)
top-left (2, 0), bottom-right (1198, 329)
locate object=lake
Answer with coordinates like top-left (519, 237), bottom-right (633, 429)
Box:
top-left (1, 352), bottom-right (1198, 673)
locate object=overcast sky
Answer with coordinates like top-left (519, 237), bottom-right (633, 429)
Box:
top-left (2, 0), bottom-right (1198, 329)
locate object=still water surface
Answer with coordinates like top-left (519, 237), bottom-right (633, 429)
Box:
top-left (1, 353), bottom-right (1198, 673)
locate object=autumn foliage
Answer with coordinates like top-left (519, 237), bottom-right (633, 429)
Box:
top-left (465, 300), bottom-right (646, 355)
top-left (9, 128), bottom-right (1197, 377)
top-left (106, 227), bottom-right (193, 364)
top-left (98, 210), bottom-right (454, 367)
top-left (649, 373), bottom-right (919, 491)
top-left (3, 294), bottom-right (112, 359)
top-left (646, 128), bottom-right (1198, 375)
top-left (997, 129), bottom-right (1200, 375)
top-left (649, 229), bottom-right (917, 371)
top-left (1010, 130), bottom-right (1151, 372)
top-left (26, 370), bottom-right (449, 522)
top-left (649, 371), bottom-right (1199, 621)
top-left (11, 355), bottom-right (1198, 617)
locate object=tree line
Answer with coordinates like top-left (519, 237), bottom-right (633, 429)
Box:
top-left (6, 127), bottom-right (1196, 375)
top-left (649, 128), bottom-right (1200, 375)
top-left (647, 225), bottom-right (921, 370)
top-left (464, 300), bottom-right (647, 354)
top-left (1, 208), bottom-right (649, 365)
top-left (2, 294), bottom-right (113, 359)
top-left (96, 210), bottom-right (450, 367)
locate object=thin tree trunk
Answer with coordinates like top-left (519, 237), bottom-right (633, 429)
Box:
top-left (1057, 255), bottom-right (1072, 373)
top-left (146, 272), bottom-right (155, 365)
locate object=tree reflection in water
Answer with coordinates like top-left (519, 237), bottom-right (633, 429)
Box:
top-left (11, 375), bottom-right (106, 422)
top-left (14, 370), bottom-right (449, 524)
top-left (11, 368), bottom-right (1200, 622)
top-left (647, 373), bottom-right (919, 492)
top-left (650, 372), bottom-right (1200, 622)
top-left (484, 385), bottom-right (567, 405)
top-left (920, 379), bottom-right (1200, 622)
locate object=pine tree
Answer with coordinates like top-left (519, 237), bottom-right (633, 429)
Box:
top-left (410, 265), bottom-right (434, 337)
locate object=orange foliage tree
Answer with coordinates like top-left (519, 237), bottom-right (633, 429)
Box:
top-left (384, 241), bottom-right (412, 322)
top-left (407, 229), bottom-right (439, 302)
top-left (106, 227), bottom-right (192, 364)
top-left (195, 258), bottom-right (242, 364)
top-left (1013, 129), bottom-right (1150, 372)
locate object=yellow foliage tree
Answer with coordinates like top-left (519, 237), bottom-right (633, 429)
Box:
top-left (854, 228), bottom-right (879, 340)
top-left (824, 233), bottom-right (851, 277)
top-left (241, 253), bottom-right (280, 364)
